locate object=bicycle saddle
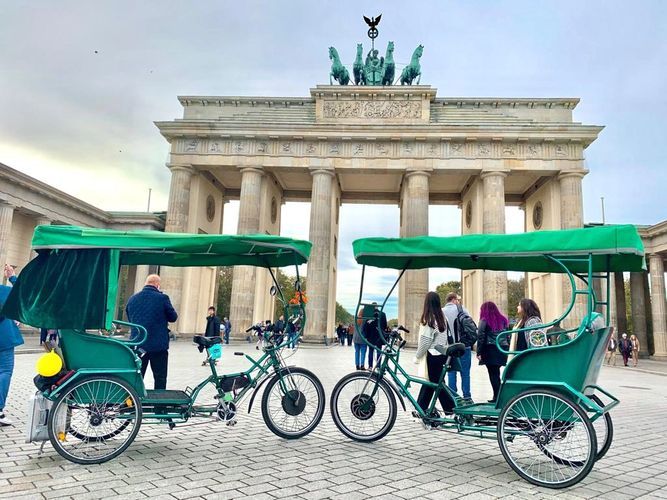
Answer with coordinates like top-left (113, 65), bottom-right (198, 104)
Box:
top-left (193, 335), bottom-right (222, 350)
top-left (434, 343), bottom-right (466, 358)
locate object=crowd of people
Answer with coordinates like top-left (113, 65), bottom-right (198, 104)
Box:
top-left (605, 331), bottom-right (641, 367)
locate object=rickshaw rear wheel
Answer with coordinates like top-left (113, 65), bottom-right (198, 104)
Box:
top-left (497, 388), bottom-right (596, 489)
top-left (330, 372), bottom-right (397, 442)
top-left (261, 367), bottom-right (325, 439)
top-left (47, 375), bottom-right (142, 464)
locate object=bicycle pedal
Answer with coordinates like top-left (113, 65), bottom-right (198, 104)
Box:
top-left (226, 420), bottom-right (237, 427)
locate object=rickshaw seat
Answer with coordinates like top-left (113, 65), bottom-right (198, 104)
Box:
top-left (496, 313), bottom-right (610, 408)
top-left (435, 343), bottom-right (466, 358)
top-left (58, 329), bottom-right (146, 397)
top-left (193, 335), bottom-right (222, 349)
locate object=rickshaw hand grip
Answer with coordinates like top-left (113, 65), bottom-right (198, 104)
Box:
top-left (112, 320), bottom-right (148, 346)
top-left (234, 352), bottom-right (244, 356)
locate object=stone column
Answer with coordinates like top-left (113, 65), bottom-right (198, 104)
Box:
top-left (481, 171), bottom-right (508, 314)
top-left (160, 164), bottom-right (194, 329)
top-left (559, 171), bottom-right (586, 326)
top-left (0, 201), bottom-right (15, 281)
top-left (304, 169), bottom-right (336, 342)
top-left (649, 254), bottom-right (667, 359)
top-left (229, 167), bottom-right (264, 338)
top-left (134, 265), bottom-right (150, 293)
top-left (400, 171), bottom-right (430, 344)
top-left (630, 271), bottom-right (649, 357)
top-left (614, 272), bottom-right (628, 334)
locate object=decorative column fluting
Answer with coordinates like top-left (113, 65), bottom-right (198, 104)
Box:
top-left (630, 271), bottom-right (649, 357)
top-left (304, 169), bottom-right (336, 342)
top-left (613, 272), bottom-right (628, 334)
top-left (400, 170), bottom-right (430, 344)
top-left (160, 164), bottom-right (194, 327)
top-left (229, 167), bottom-right (264, 338)
top-left (0, 201), bottom-right (15, 281)
top-left (649, 254), bottom-right (667, 359)
top-left (481, 171), bottom-right (508, 314)
top-left (559, 171), bottom-right (586, 326)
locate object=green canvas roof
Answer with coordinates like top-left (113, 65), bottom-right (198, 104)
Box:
top-left (353, 225), bottom-right (645, 273)
top-left (32, 225), bottom-right (311, 267)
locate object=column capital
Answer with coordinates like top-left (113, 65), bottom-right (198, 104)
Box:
top-left (239, 166), bottom-right (265, 176)
top-left (34, 216), bottom-right (52, 225)
top-left (557, 169), bottom-right (588, 181)
top-left (404, 169), bottom-right (431, 179)
top-left (166, 163), bottom-right (195, 175)
top-left (0, 200), bottom-right (16, 210)
top-left (309, 168), bottom-right (336, 178)
top-left (480, 170), bottom-right (509, 180)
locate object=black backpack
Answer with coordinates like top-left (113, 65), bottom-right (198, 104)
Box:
top-left (454, 305), bottom-right (477, 348)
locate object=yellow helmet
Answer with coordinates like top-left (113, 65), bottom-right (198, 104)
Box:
top-left (36, 351), bottom-right (63, 377)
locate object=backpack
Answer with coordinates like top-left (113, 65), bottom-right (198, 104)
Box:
top-left (454, 305), bottom-right (477, 348)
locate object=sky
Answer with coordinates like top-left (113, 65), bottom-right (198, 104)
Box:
top-left (1, 1), bottom-right (666, 318)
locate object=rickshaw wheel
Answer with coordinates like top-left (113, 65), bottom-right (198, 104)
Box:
top-left (330, 372), bottom-right (396, 442)
top-left (47, 375), bottom-right (142, 464)
top-left (261, 367), bottom-right (325, 439)
top-left (497, 388), bottom-right (596, 489)
top-left (589, 394), bottom-right (613, 461)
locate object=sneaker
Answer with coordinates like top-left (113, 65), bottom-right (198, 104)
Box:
top-left (462, 397), bottom-right (474, 405)
top-left (0, 413), bottom-right (13, 427)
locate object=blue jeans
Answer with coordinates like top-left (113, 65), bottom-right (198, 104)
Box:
top-left (447, 347), bottom-right (472, 399)
top-left (0, 348), bottom-right (15, 410)
top-left (288, 332), bottom-right (297, 348)
top-left (354, 343), bottom-right (367, 367)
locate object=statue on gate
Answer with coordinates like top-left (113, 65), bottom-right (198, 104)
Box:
top-left (328, 46), bottom-right (350, 85)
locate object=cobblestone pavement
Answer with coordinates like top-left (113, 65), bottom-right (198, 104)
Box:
top-left (2, 341), bottom-right (667, 500)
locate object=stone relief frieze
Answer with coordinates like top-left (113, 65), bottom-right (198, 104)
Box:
top-left (329, 143), bottom-right (340, 154)
top-left (322, 100), bottom-right (421, 119)
top-left (256, 141), bottom-right (268, 153)
top-left (377, 143), bottom-right (388, 155)
top-left (185, 139), bottom-right (199, 152)
top-left (478, 143), bottom-right (490, 156)
top-left (305, 143), bottom-right (317, 154)
top-left (233, 141), bottom-right (244, 153)
top-left (353, 144), bottom-right (364, 156)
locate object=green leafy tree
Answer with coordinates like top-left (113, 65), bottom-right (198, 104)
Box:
top-left (216, 267), bottom-right (233, 319)
top-left (624, 278), bottom-right (633, 334)
top-left (274, 270), bottom-right (307, 320)
top-left (435, 280), bottom-right (461, 305)
top-left (507, 277), bottom-right (525, 320)
top-left (335, 302), bottom-right (353, 324)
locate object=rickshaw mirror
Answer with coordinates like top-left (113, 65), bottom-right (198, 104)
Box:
top-left (269, 285), bottom-right (278, 297)
top-left (294, 281), bottom-right (302, 292)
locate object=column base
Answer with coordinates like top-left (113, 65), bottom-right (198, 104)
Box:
top-left (649, 355), bottom-right (667, 362)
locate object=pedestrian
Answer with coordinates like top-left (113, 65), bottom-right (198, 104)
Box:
top-left (619, 333), bottom-right (633, 366)
top-left (353, 310), bottom-right (368, 370)
top-left (336, 323), bottom-right (347, 346)
top-left (476, 301), bottom-right (509, 403)
top-left (39, 327), bottom-right (48, 345)
top-left (286, 315), bottom-right (297, 349)
top-left (546, 320), bottom-right (567, 345)
top-left (202, 306), bottom-right (221, 366)
top-left (630, 334), bottom-right (640, 367)
top-left (0, 264), bottom-right (24, 427)
top-left (511, 298), bottom-right (545, 351)
top-left (605, 335), bottom-right (617, 366)
top-left (126, 274), bottom-right (178, 390)
top-left (364, 302), bottom-right (387, 370)
top-left (346, 323), bottom-right (353, 346)
top-left (414, 291), bottom-right (455, 416)
top-left (223, 316), bottom-right (231, 344)
top-left (443, 293), bottom-right (473, 403)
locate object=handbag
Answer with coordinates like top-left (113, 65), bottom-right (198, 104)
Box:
top-left (416, 355), bottom-right (429, 379)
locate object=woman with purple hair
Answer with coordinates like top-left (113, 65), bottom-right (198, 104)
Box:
top-left (476, 301), bottom-right (509, 403)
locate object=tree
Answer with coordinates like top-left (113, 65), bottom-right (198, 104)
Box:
top-left (624, 278), bottom-right (633, 334)
top-left (335, 302), bottom-right (353, 324)
top-left (216, 267), bottom-right (233, 318)
top-left (507, 277), bottom-right (525, 321)
top-left (435, 280), bottom-right (461, 305)
top-left (274, 270), bottom-right (307, 320)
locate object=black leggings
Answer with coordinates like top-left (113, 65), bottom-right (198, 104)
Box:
top-left (486, 365), bottom-right (502, 401)
top-left (140, 350), bottom-right (169, 390)
top-left (417, 353), bottom-right (455, 413)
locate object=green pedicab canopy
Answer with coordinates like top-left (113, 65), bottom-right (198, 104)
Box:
top-left (353, 225), bottom-right (645, 273)
top-left (2, 225), bottom-right (311, 330)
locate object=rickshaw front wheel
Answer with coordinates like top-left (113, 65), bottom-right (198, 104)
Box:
top-left (589, 394), bottom-right (613, 461)
top-left (497, 388), bottom-right (596, 489)
top-left (330, 372), bottom-right (397, 442)
top-left (47, 375), bottom-right (142, 464)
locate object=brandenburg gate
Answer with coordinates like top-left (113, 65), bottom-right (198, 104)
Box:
top-left (155, 84), bottom-right (602, 342)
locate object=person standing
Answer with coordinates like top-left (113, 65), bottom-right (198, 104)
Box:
top-left (346, 323), bottom-right (354, 346)
top-left (512, 298), bottom-right (545, 351)
top-left (364, 303), bottom-right (387, 370)
top-left (476, 301), bottom-right (509, 403)
top-left (202, 306), bottom-right (221, 366)
top-left (353, 310), bottom-right (368, 370)
top-left (0, 264), bottom-right (24, 426)
top-left (414, 291), bottom-right (455, 416)
top-left (223, 316), bottom-right (231, 344)
top-left (630, 334), bottom-right (640, 367)
top-left (443, 293), bottom-right (472, 403)
top-left (126, 274), bottom-right (178, 390)
top-left (336, 323), bottom-right (347, 346)
top-left (619, 333), bottom-right (633, 367)
top-left (605, 335), bottom-right (617, 366)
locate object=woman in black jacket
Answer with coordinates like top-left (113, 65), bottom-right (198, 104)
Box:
top-left (476, 301), bottom-right (509, 403)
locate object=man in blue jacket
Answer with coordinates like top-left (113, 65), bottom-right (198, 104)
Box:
top-left (126, 274), bottom-right (178, 390)
top-left (0, 264), bottom-right (24, 426)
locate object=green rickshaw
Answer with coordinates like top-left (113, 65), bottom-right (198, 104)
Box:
top-left (4, 225), bottom-right (325, 464)
top-left (330, 224), bottom-right (644, 488)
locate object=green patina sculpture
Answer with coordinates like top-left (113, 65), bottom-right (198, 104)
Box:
top-left (399, 45), bottom-right (424, 85)
top-left (327, 41), bottom-right (423, 86)
top-left (329, 46), bottom-right (350, 86)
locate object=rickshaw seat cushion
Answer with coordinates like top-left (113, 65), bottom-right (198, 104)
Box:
top-left (446, 343), bottom-right (466, 358)
top-left (193, 335), bottom-right (222, 350)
